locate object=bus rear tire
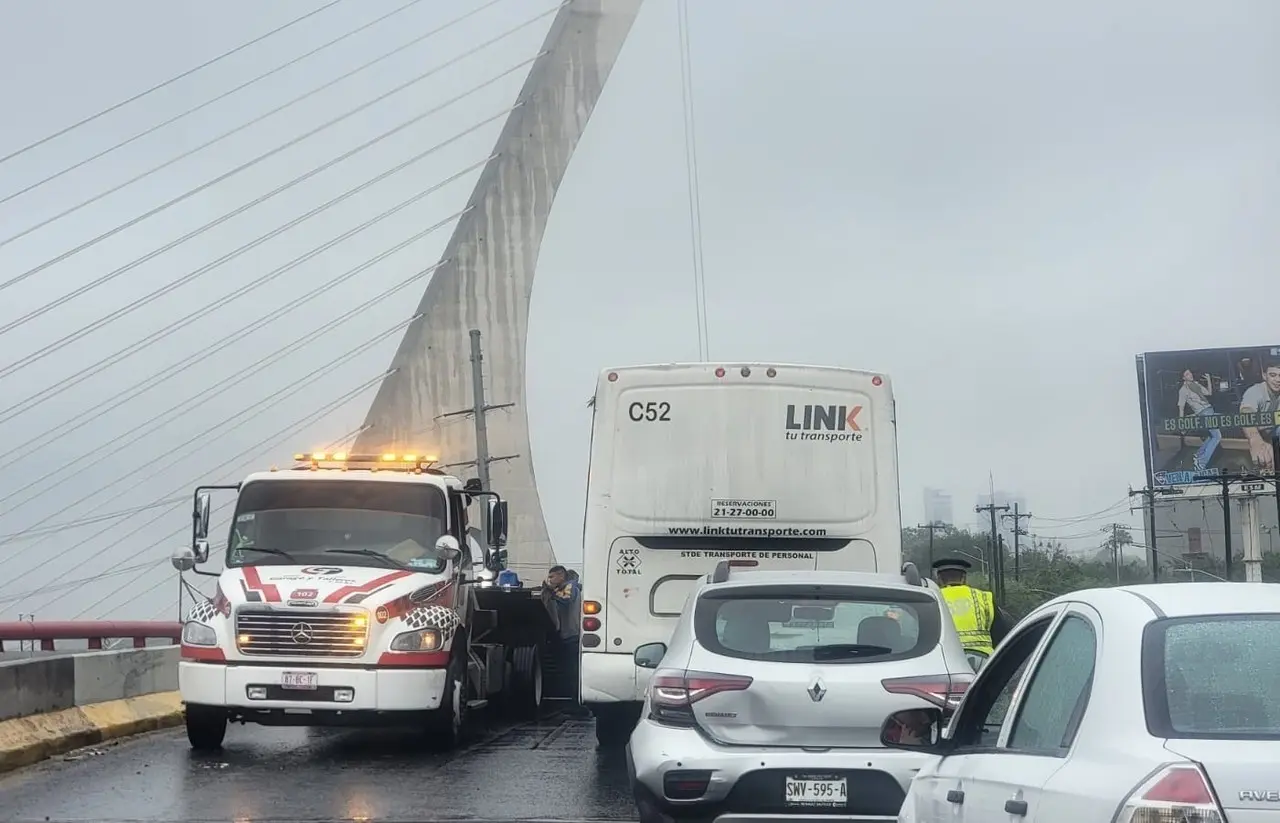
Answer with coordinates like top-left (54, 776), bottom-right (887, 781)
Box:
top-left (185, 705), bottom-right (227, 751)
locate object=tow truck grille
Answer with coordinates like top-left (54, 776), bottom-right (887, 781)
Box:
top-left (235, 609), bottom-right (367, 658)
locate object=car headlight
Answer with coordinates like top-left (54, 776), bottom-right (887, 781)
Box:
top-left (389, 629), bottom-right (442, 652)
top-left (182, 621), bottom-right (217, 647)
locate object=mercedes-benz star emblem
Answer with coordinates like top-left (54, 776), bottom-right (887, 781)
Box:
top-left (807, 677), bottom-right (827, 703)
top-left (290, 622), bottom-right (315, 644)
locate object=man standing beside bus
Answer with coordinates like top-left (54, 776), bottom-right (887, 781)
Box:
top-left (932, 558), bottom-right (1013, 655)
top-left (541, 565), bottom-right (586, 714)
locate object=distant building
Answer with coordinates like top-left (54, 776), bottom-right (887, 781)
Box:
top-left (923, 488), bottom-right (954, 526)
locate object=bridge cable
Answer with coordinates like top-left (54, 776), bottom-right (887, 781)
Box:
top-left (0, 219), bottom-right (457, 484)
top-left (0, 0), bottom-right (450, 206)
top-left (0, 129), bottom-right (496, 406)
top-left (0, 0), bottom-right (344, 167)
top-left (0, 363), bottom-right (405, 600)
top-left (0, 427), bottom-right (365, 610)
top-left (0, 4), bottom-right (557, 271)
top-left (0, 48), bottom-right (535, 334)
top-left (0, 312), bottom-right (425, 569)
top-left (676, 0), bottom-right (710, 361)
top-left (0, 241), bottom-right (458, 522)
top-left (52, 377), bottom-right (393, 620)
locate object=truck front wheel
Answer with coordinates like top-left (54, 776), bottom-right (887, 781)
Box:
top-left (425, 656), bottom-right (468, 750)
top-left (185, 705), bottom-right (227, 751)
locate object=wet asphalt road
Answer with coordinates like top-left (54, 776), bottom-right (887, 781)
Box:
top-left (0, 709), bottom-right (636, 823)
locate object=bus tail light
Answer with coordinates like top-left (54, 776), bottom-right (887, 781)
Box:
top-left (582, 617), bottom-right (601, 632)
top-left (582, 600), bottom-right (603, 648)
top-left (583, 600), bottom-right (602, 615)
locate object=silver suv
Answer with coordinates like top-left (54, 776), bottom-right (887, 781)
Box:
top-left (626, 562), bottom-right (974, 823)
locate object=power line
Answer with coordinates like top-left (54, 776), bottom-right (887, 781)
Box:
top-left (0, 4), bottom-right (555, 269)
top-left (0, 0), bottom-right (344, 167)
top-left (0, 242), bottom-right (453, 520)
top-left (0, 316), bottom-right (419, 563)
top-left (0, 52), bottom-right (528, 336)
top-left (0, 154), bottom-right (482, 418)
top-left (0, 368), bottom-right (398, 599)
top-left (0, 0), bottom-right (444, 206)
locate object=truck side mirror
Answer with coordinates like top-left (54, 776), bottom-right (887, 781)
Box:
top-left (193, 493), bottom-right (212, 540)
top-left (192, 539), bottom-right (210, 565)
top-left (435, 535), bottom-right (462, 563)
top-left (487, 499), bottom-right (508, 548)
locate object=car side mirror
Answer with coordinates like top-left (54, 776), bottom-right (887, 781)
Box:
top-left (171, 548), bottom-right (196, 572)
top-left (633, 642), bottom-right (667, 669)
top-left (435, 535), bottom-right (462, 563)
top-left (487, 499), bottom-right (508, 548)
top-left (192, 539), bottom-right (210, 564)
top-left (193, 493), bottom-right (212, 540)
top-left (880, 708), bottom-right (946, 752)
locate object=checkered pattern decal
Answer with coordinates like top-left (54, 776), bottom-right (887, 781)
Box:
top-left (187, 599), bottom-right (217, 623)
top-left (403, 604), bottom-right (461, 643)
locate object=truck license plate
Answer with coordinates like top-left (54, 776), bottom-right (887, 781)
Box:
top-left (281, 671), bottom-right (318, 690)
top-left (784, 777), bottom-right (847, 806)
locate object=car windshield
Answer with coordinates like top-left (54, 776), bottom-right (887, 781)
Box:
top-left (225, 480), bottom-right (448, 572)
top-left (693, 586), bottom-right (942, 664)
top-left (1147, 615), bottom-right (1280, 737)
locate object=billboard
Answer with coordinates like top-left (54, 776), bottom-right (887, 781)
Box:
top-left (1138, 344), bottom-right (1280, 487)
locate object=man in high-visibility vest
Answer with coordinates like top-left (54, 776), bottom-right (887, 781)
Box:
top-left (932, 557), bottom-right (1013, 655)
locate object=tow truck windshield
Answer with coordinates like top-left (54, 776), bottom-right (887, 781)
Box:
top-left (225, 479), bottom-right (448, 572)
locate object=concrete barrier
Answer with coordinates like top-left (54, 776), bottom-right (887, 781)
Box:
top-left (0, 647), bottom-right (182, 773)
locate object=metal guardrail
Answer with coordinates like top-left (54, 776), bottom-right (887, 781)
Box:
top-left (0, 621), bottom-right (180, 653)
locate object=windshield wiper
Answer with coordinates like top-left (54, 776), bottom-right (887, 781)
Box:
top-left (237, 546), bottom-right (296, 562)
top-left (322, 548), bottom-right (414, 571)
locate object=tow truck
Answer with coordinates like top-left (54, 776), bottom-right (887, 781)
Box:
top-left (172, 451), bottom-right (554, 751)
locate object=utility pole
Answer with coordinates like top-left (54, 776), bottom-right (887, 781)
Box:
top-left (1107, 523), bottom-right (1125, 583)
top-left (438, 329), bottom-right (518, 547)
top-left (1001, 504), bottom-right (1031, 582)
top-left (1219, 476), bottom-right (1233, 581)
top-left (916, 522), bottom-right (945, 567)
top-left (1128, 485), bottom-right (1177, 582)
top-left (976, 501), bottom-right (1009, 603)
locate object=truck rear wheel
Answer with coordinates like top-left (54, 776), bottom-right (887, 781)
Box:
top-left (505, 644), bottom-right (542, 720)
top-left (185, 705), bottom-right (227, 751)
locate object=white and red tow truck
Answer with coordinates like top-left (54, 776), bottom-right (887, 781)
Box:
top-left (173, 451), bottom-right (553, 750)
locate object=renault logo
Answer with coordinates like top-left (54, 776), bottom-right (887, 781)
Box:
top-left (290, 622), bottom-right (315, 644)
top-left (808, 677), bottom-right (826, 702)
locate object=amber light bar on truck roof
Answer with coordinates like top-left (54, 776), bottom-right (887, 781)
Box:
top-left (286, 451), bottom-right (441, 473)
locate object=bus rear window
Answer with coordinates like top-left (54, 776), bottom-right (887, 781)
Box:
top-left (1144, 615), bottom-right (1280, 738)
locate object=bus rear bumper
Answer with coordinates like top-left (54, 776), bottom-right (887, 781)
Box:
top-left (581, 650), bottom-right (649, 704)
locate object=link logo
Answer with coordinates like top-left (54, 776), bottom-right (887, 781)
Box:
top-left (785, 404), bottom-right (865, 442)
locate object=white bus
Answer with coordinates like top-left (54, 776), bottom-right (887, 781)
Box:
top-left (579, 362), bottom-right (903, 745)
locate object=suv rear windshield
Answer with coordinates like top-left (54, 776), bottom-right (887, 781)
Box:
top-left (1143, 615), bottom-right (1280, 738)
top-left (693, 585), bottom-right (942, 664)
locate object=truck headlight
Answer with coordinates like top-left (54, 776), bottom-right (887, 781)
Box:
top-left (389, 629), bottom-right (442, 652)
top-left (182, 621), bottom-right (217, 647)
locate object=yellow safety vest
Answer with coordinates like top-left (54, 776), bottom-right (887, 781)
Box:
top-left (940, 585), bottom-right (995, 655)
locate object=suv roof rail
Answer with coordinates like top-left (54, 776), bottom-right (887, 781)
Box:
top-left (902, 562), bottom-right (923, 587)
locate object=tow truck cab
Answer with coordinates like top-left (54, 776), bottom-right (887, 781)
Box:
top-left (173, 451), bottom-right (546, 751)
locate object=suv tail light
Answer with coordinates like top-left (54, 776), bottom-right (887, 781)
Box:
top-left (1117, 764), bottom-right (1224, 823)
top-left (882, 674), bottom-right (973, 712)
top-left (648, 668), bottom-right (752, 728)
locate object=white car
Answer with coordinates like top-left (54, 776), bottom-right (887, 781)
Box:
top-left (881, 581), bottom-right (1280, 823)
top-left (627, 563), bottom-right (975, 823)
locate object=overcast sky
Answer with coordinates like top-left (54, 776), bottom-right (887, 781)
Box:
top-left (0, 0), bottom-right (1276, 620)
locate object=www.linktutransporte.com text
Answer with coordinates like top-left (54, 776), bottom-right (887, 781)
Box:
top-left (668, 525), bottom-right (828, 537)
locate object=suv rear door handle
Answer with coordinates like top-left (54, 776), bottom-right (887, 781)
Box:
top-left (946, 789), bottom-right (964, 804)
top-left (1005, 799), bottom-right (1028, 816)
